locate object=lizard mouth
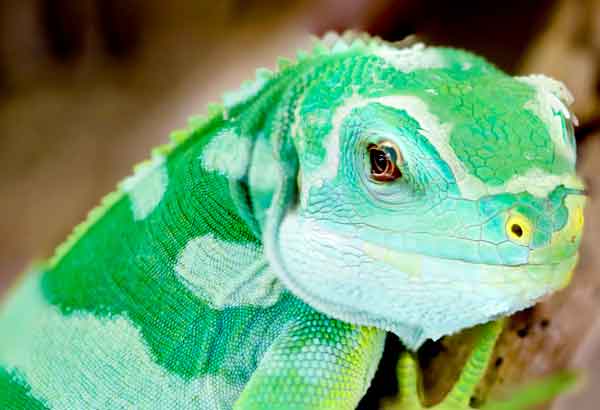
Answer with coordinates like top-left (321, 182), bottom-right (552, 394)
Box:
top-left (362, 240), bottom-right (579, 290)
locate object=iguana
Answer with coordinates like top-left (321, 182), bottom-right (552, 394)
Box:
top-left (0, 32), bottom-right (586, 410)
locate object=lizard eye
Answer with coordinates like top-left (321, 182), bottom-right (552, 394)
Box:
top-left (368, 141), bottom-right (403, 182)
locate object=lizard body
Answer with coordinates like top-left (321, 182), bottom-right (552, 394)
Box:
top-left (0, 33), bottom-right (586, 409)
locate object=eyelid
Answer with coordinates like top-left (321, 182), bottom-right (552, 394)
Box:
top-left (376, 140), bottom-right (404, 166)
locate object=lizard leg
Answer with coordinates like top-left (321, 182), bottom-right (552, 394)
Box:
top-left (392, 319), bottom-right (504, 410)
top-left (437, 319), bottom-right (506, 409)
top-left (441, 318), bottom-right (578, 410)
top-left (394, 350), bottom-right (424, 410)
top-left (233, 309), bottom-right (386, 410)
top-left (393, 319), bottom-right (578, 410)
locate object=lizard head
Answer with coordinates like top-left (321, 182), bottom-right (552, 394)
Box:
top-left (264, 40), bottom-right (586, 349)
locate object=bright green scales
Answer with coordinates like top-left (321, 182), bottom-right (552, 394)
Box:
top-left (0, 33), bottom-right (586, 409)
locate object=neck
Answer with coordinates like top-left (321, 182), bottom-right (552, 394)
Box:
top-left (40, 64), bottom-right (301, 312)
top-left (39, 113), bottom-right (280, 377)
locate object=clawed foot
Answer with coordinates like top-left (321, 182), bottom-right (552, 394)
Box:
top-left (391, 320), bottom-right (578, 410)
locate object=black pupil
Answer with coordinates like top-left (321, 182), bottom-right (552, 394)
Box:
top-left (370, 149), bottom-right (389, 173)
top-left (511, 224), bottom-right (524, 238)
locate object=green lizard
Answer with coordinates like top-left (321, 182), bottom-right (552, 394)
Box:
top-left (0, 32), bottom-right (586, 410)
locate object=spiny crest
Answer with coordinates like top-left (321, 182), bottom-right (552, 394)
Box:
top-left (165, 31), bottom-right (415, 151)
top-left (48, 106), bottom-right (224, 268)
top-left (222, 68), bottom-right (275, 111)
top-left (317, 30), bottom-right (397, 51)
top-left (48, 32), bottom-right (413, 268)
top-left (219, 31), bottom-right (419, 114)
top-left (48, 190), bottom-right (122, 268)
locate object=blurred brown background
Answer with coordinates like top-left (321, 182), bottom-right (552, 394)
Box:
top-left (0, 1), bottom-right (598, 409)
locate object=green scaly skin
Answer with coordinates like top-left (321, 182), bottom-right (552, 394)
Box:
top-left (0, 32), bottom-right (586, 409)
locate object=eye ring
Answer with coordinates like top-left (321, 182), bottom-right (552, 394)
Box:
top-left (368, 141), bottom-right (403, 182)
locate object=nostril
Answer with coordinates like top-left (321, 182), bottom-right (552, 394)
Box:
top-left (511, 224), bottom-right (524, 238)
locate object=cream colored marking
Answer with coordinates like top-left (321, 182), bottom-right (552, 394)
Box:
top-left (300, 94), bottom-right (364, 205)
top-left (249, 137), bottom-right (279, 193)
top-left (517, 74), bottom-right (574, 106)
top-left (501, 170), bottom-right (584, 198)
top-left (121, 156), bottom-right (168, 220)
top-left (518, 75), bottom-right (576, 167)
top-left (0, 273), bottom-right (241, 410)
top-left (362, 242), bottom-right (423, 280)
top-left (175, 234), bottom-right (283, 309)
top-left (374, 43), bottom-right (447, 73)
top-left (202, 128), bottom-right (251, 179)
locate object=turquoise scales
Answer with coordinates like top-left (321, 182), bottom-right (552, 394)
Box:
top-left (0, 33), bottom-right (586, 409)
